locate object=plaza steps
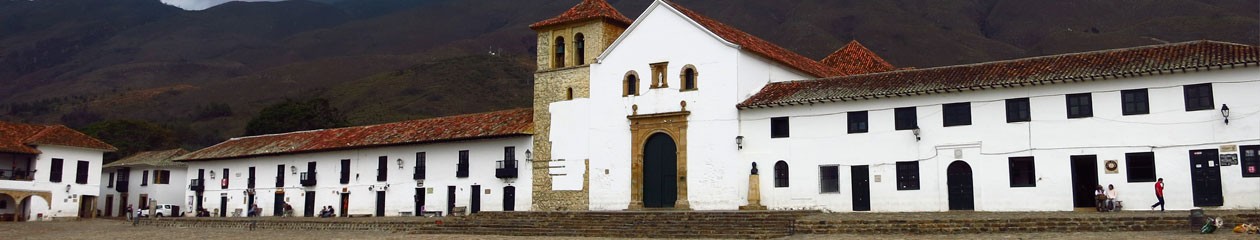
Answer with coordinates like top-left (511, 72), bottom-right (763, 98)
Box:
top-left (794, 212), bottom-right (1260, 234)
top-left (136, 211), bottom-right (1260, 238)
top-left (414, 211), bottom-right (818, 239)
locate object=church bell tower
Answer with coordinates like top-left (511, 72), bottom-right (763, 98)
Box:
top-left (528, 0), bottom-right (631, 210)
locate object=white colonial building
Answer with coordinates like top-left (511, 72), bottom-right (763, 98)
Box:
top-left (531, 0), bottom-right (1260, 212)
top-left (0, 121), bottom-right (115, 221)
top-left (99, 149), bottom-right (189, 217)
top-left (174, 109), bottom-right (533, 217)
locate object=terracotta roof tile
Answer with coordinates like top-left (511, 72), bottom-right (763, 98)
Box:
top-left (105, 149), bottom-right (188, 168)
top-left (665, 1), bottom-right (840, 78)
top-left (177, 108), bottom-right (534, 161)
top-left (0, 121), bottom-right (117, 154)
top-left (740, 41), bottom-right (1260, 108)
top-left (530, 0), bottom-right (633, 30)
top-left (821, 40), bottom-right (896, 75)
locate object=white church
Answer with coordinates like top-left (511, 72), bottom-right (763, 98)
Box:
top-left (535, 0), bottom-right (1259, 212)
top-left (172, 0), bottom-right (1259, 216)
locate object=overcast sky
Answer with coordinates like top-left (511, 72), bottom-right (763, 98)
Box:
top-left (160, 0), bottom-right (283, 10)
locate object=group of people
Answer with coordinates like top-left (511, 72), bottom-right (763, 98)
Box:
top-left (1094, 178), bottom-right (1165, 212)
top-left (318, 206), bottom-right (337, 218)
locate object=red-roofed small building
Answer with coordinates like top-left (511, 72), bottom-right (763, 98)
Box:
top-left (0, 121), bottom-right (116, 221)
top-left (174, 109), bottom-right (533, 217)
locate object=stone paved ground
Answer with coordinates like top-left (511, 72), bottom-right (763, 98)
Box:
top-left (3, 219), bottom-right (1258, 240)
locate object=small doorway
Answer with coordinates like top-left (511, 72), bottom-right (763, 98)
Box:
top-left (946, 161), bottom-right (974, 210)
top-left (78, 195), bottom-right (97, 219)
top-left (219, 196), bottom-right (227, 217)
top-left (138, 194), bottom-right (149, 211)
top-left (851, 165), bottom-right (870, 211)
top-left (273, 192), bottom-right (285, 216)
top-left (503, 186), bottom-right (515, 211)
top-left (446, 186), bottom-right (456, 216)
top-left (104, 195), bottom-right (114, 217)
top-left (1189, 149), bottom-right (1224, 206)
top-left (375, 191), bottom-right (386, 217)
top-left (1070, 155), bottom-right (1099, 208)
top-left (119, 194), bottom-right (129, 218)
top-left (470, 185), bottom-right (481, 214)
top-left (303, 191), bottom-right (315, 217)
top-left (414, 188), bottom-right (425, 215)
top-left (339, 193), bottom-right (349, 217)
top-left (642, 133), bottom-right (678, 208)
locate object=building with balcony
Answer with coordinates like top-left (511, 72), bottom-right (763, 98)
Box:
top-left (0, 121), bottom-right (115, 221)
top-left (98, 149), bottom-right (188, 217)
top-left (174, 109), bottom-right (533, 217)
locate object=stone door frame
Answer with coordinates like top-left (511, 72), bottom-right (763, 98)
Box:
top-left (627, 111), bottom-right (690, 210)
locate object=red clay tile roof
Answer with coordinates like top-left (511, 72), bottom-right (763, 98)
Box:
top-left (822, 40), bottom-right (896, 75)
top-left (664, 1), bottom-right (840, 78)
top-left (740, 41), bottom-right (1260, 109)
top-left (176, 109), bottom-right (534, 161)
top-left (530, 0), bottom-right (633, 30)
top-left (0, 121), bottom-right (117, 154)
top-left (105, 149), bottom-right (189, 168)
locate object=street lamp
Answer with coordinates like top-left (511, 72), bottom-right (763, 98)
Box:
top-left (525, 150), bottom-right (533, 161)
top-left (1221, 104), bottom-right (1230, 125)
top-left (735, 136), bottom-right (744, 150)
top-left (397, 158), bottom-right (405, 169)
top-left (912, 128), bottom-right (922, 141)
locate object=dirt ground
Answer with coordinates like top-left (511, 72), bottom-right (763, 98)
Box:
top-left (1, 219), bottom-right (1256, 240)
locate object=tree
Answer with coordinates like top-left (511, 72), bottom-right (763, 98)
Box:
top-left (245, 98), bottom-right (348, 136)
top-left (80, 119), bottom-right (179, 163)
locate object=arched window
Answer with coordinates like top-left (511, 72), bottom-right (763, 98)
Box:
top-left (774, 160), bottom-right (789, 188)
top-left (554, 36), bottom-right (566, 68)
top-left (566, 87), bottom-right (574, 100)
top-left (680, 65), bottom-right (698, 91)
top-left (623, 71), bottom-right (639, 96)
top-left (574, 33), bottom-right (585, 65)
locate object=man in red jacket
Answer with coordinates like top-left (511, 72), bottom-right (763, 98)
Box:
top-left (1150, 178), bottom-right (1165, 211)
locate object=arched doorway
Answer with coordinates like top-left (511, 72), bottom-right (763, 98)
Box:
top-left (946, 161), bottom-right (974, 210)
top-left (642, 133), bottom-right (678, 208)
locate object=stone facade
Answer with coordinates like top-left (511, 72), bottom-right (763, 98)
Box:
top-left (531, 19), bottom-right (625, 211)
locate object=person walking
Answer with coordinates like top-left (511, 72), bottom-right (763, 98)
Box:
top-left (1151, 178), bottom-right (1165, 211)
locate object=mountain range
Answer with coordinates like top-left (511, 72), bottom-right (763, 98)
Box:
top-left (1, 0), bottom-right (1256, 153)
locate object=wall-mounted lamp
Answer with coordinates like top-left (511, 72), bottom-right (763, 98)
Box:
top-left (1221, 104), bottom-right (1230, 125)
top-left (735, 136), bottom-right (744, 150)
top-left (369, 185), bottom-right (374, 191)
top-left (912, 128), bottom-right (922, 141)
top-left (209, 170), bottom-right (216, 179)
top-left (65, 184), bottom-right (71, 193)
top-left (525, 150), bottom-right (533, 161)
top-left (290, 166), bottom-right (298, 174)
top-left (397, 158), bottom-right (405, 169)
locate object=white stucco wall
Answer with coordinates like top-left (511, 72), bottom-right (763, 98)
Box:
top-left (740, 67), bottom-right (1260, 212)
top-left (0, 145), bottom-right (105, 220)
top-left (98, 166), bottom-right (188, 217)
top-left (571, 1), bottom-right (815, 210)
top-left (181, 136), bottom-right (532, 217)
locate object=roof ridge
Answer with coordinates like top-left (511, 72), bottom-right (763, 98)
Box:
top-left (530, 0), bottom-right (633, 29)
top-left (793, 40), bottom-right (1254, 84)
top-left (741, 40), bottom-right (1259, 108)
top-left (661, 0), bottom-right (840, 77)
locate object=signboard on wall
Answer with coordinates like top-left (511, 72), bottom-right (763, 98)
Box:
top-left (1220, 154), bottom-right (1239, 166)
top-left (1104, 160), bottom-right (1119, 174)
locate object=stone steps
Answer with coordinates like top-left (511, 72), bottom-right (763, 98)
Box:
top-left (795, 213), bottom-right (1260, 234)
top-left (423, 211), bottom-right (813, 238)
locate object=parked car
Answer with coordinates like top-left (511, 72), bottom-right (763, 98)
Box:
top-left (151, 204), bottom-right (182, 217)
